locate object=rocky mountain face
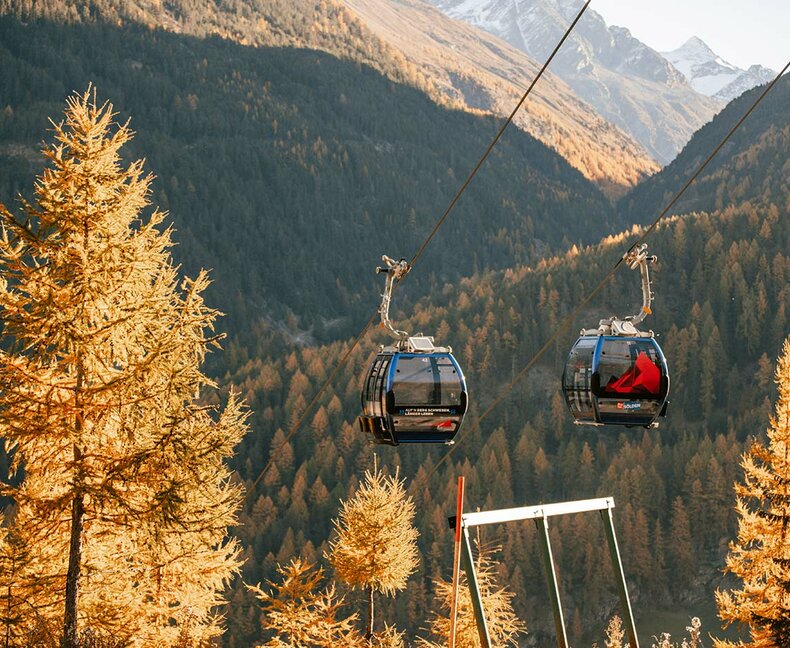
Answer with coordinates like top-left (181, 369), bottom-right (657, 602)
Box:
top-left (715, 65), bottom-right (777, 102)
top-left (340, 0), bottom-right (658, 193)
top-left (427, 0), bottom-right (722, 164)
top-left (662, 37), bottom-right (777, 103)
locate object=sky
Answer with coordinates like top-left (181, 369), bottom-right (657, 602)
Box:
top-left (592, 0), bottom-right (789, 72)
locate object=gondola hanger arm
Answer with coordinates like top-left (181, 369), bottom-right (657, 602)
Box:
top-left (581, 244), bottom-right (657, 337)
top-left (377, 255), bottom-right (411, 343)
top-left (623, 243), bottom-right (657, 328)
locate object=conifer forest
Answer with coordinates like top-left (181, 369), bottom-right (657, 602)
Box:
top-left (0, 1), bottom-right (788, 647)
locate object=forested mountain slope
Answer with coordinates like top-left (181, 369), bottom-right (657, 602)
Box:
top-left (224, 76), bottom-right (788, 645)
top-left (338, 0), bottom-right (658, 193)
top-left (0, 15), bottom-right (620, 345)
top-left (0, 0), bottom-right (436, 94)
top-left (226, 203), bottom-right (787, 646)
top-left (619, 73), bottom-right (789, 223)
top-left (0, 0), bottom-right (658, 191)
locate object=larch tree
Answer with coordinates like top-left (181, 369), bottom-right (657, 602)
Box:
top-left (603, 615), bottom-right (625, 648)
top-left (714, 338), bottom-right (790, 647)
top-left (328, 462), bottom-right (418, 641)
top-left (247, 558), bottom-right (363, 648)
top-left (0, 88), bottom-right (248, 646)
top-left (417, 540), bottom-right (526, 648)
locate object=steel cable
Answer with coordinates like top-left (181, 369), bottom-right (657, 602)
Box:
top-left (241, 0), bottom-right (593, 506)
top-left (410, 59), bottom-right (790, 495)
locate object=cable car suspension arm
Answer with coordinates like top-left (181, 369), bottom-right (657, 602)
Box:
top-left (582, 243), bottom-right (657, 337)
top-left (377, 255), bottom-right (410, 342)
top-left (624, 243), bottom-right (657, 327)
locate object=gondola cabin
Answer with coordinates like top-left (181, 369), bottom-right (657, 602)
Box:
top-left (562, 335), bottom-right (669, 428)
top-left (358, 341), bottom-right (468, 446)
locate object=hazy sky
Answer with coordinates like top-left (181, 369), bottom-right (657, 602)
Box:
top-left (592, 0), bottom-right (788, 72)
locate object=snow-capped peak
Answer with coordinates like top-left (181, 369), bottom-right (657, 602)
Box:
top-left (660, 36), bottom-right (771, 98)
top-left (662, 36), bottom-right (743, 87)
top-left (675, 36), bottom-right (718, 61)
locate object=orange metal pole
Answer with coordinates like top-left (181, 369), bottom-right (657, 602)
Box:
top-left (449, 475), bottom-right (465, 648)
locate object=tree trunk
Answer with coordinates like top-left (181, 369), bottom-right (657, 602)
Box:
top-left (6, 574), bottom-right (12, 648)
top-left (63, 365), bottom-right (85, 648)
top-left (62, 482), bottom-right (84, 648)
top-left (365, 584), bottom-right (374, 642)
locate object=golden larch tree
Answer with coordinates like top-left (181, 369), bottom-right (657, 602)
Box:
top-left (417, 540), bottom-right (525, 648)
top-left (714, 338), bottom-right (790, 647)
top-left (328, 463), bottom-right (418, 641)
top-left (0, 88), bottom-right (248, 646)
top-left (247, 558), bottom-right (363, 647)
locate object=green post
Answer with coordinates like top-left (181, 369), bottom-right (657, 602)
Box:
top-left (601, 507), bottom-right (640, 648)
top-left (535, 515), bottom-right (568, 648)
top-left (460, 526), bottom-right (491, 648)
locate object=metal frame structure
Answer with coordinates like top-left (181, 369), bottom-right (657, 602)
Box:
top-left (452, 497), bottom-right (639, 648)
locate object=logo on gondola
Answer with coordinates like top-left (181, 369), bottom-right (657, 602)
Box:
top-left (617, 402), bottom-right (642, 410)
top-left (399, 407), bottom-right (455, 416)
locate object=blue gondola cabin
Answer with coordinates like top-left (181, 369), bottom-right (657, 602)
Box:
top-left (359, 349), bottom-right (468, 446)
top-left (562, 335), bottom-right (669, 428)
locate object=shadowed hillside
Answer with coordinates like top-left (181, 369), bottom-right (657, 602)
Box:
top-left (619, 73), bottom-right (789, 223)
top-left (0, 15), bottom-right (623, 347)
top-left (0, 0), bottom-right (659, 191)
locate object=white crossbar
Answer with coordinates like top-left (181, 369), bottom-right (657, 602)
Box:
top-left (461, 497), bottom-right (614, 528)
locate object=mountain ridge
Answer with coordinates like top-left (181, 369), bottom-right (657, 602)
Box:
top-left (662, 36), bottom-right (777, 103)
top-left (340, 0), bottom-right (658, 194)
top-left (0, 0), bottom-right (658, 193)
top-left (426, 0), bottom-right (723, 164)
top-left (619, 73), bottom-right (790, 225)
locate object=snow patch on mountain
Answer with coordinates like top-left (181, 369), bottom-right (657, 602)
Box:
top-left (714, 65), bottom-right (777, 102)
top-left (662, 37), bottom-right (775, 101)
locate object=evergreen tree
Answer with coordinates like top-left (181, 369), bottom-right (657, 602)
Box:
top-left (328, 463), bottom-right (419, 641)
top-left (0, 88), bottom-right (248, 646)
top-left (667, 498), bottom-right (695, 596)
top-left (714, 338), bottom-right (790, 647)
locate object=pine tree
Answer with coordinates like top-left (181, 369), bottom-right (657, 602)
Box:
top-left (328, 462), bottom-right (419, 641)
top-left (714, 338), bottom-right (790, 647)
top-left (0, 88), bottom-right (248, 646)
top-left (247, 558), bottom-right (362, 647)
top-left (416, 540), bottom-right (526, 648)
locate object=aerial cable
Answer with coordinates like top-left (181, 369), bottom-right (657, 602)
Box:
top-left (410, 59), bottom-right (790, 494)
top-left (633, 58), bottom-right (790, 248)
top-left (241, 0), bottom-right (592, 507)
top-left (406, 0), bottom-right (592, 270)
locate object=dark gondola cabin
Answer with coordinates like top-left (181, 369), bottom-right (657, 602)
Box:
top-left (359, 347), bottom-right (468, 446)
top-left (360, 255), bottom-right (469, 445)
top-left (562, 244), bottom-right (670, 428)
top-left (563, 335), bottom-right (669, 428)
